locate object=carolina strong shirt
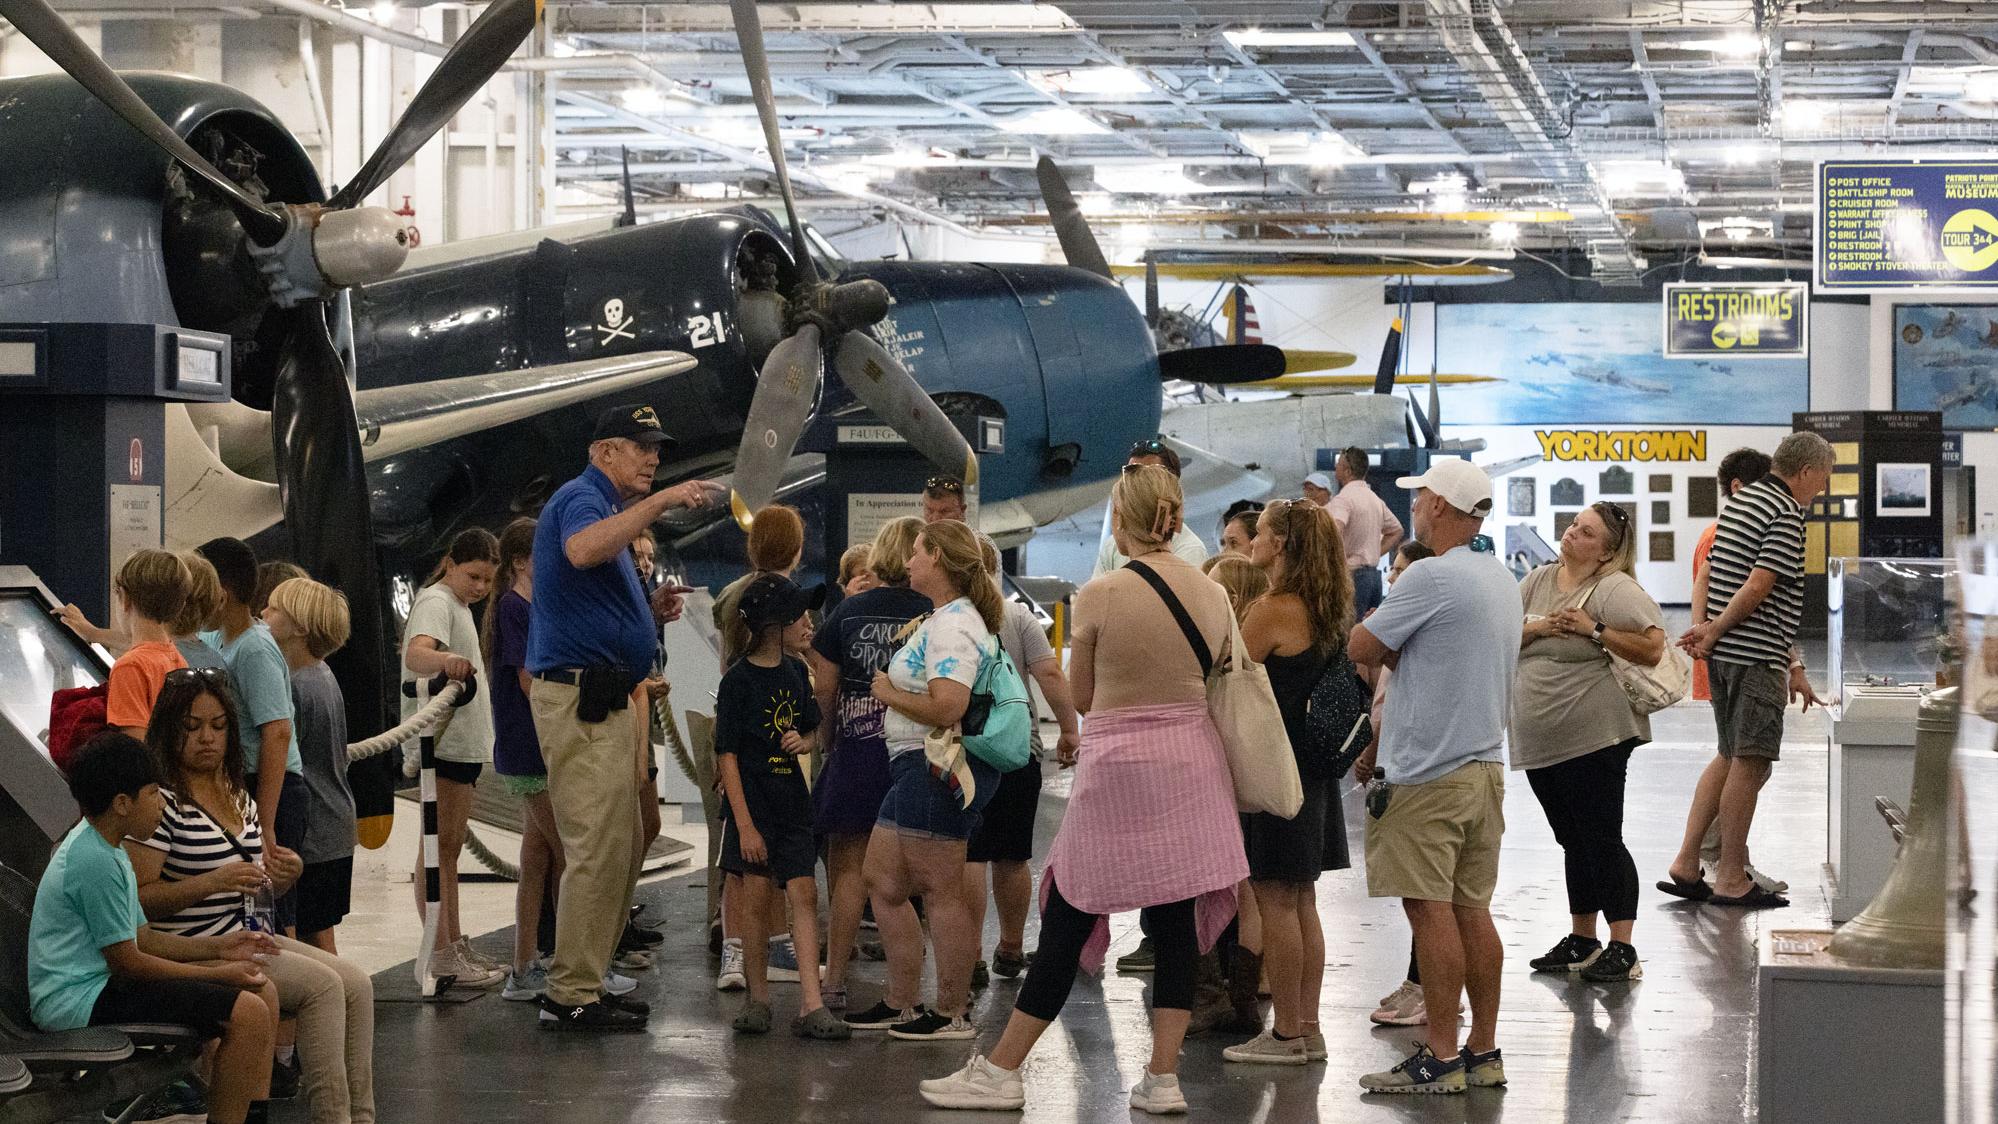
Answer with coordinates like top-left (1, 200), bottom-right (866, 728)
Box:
top-left (810, 585), bottom-right (933, 758)
top-left (1704, 475), bottom-right (1806, 669)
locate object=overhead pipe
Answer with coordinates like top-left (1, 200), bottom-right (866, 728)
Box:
top-left (298, 20), bottom-right (334, 178)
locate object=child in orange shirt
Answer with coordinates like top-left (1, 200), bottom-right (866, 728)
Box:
top-left (103, 551), bottom-right (193, 737)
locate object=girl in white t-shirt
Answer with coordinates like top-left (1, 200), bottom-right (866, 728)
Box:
top-left (400, 527), bottom-right (500, 987)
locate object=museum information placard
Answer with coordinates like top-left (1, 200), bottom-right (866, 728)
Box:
top-left (1663, 282), bottom-right (1808, 357)
top-left (1817, 159), bottom-right (1998, 292)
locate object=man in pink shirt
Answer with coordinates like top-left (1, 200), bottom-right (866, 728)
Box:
top-left (1325, 448), bottom-right (1405, 617)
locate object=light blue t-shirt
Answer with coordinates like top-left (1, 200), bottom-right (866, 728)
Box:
top-left (1361, 545), bottom-right (1520, 786)
top-left (29, 820), bottom-right (147, 1031)
top-left (200, 623), bottom-right (303, 775)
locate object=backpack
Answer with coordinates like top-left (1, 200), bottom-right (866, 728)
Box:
top-left (960, 641), bottom-right (1034, 773)
top-left (1296, 652), bottom-right (1373, 779)
top-left (46, 683), bottom-right (109, 774)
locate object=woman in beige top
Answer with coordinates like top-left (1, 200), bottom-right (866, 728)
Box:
top-left (1512, 501), bottom-right (1665, 986)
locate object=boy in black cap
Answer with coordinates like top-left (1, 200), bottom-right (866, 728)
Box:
top-left (717, 573), bottom-right (848, 1040)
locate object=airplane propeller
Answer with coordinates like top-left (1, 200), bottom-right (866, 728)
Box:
top-left (0, 0), bottom-right (544, 743)
top-left (724, 0), bottom-right (976, 526)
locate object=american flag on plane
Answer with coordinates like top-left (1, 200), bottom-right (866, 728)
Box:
top-left (1225, 285), bottom-right (1262, 345)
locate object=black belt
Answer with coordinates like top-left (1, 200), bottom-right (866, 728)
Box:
top-left (534, 669), bottom-right (585, 686)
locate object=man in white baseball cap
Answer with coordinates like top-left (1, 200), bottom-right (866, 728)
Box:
top-left (1346, 455), bottom-right (1516, 1094)
top-left (1301, 472), bottom-right (1334, 509)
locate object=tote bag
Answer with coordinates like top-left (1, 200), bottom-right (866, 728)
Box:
top-left (1125, 563), bottom-right (1302, 818)
top-left (1577, 575), bottom-right (1693, 716)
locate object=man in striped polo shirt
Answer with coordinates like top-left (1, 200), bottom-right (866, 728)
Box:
top-left (1660, 432), bottom-right (1834, 909)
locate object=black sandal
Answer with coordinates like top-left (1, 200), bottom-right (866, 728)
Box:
top-left (1655, 876), bottom-right (1712, 902)
top-left (1707, 885), bottom-right (1789, 909)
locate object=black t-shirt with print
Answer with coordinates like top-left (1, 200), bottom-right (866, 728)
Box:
top-left (715, 655), bottom-right (822, 830)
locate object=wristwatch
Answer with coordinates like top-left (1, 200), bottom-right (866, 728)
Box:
top-left (1589, 622), bottom-right (1606, 646)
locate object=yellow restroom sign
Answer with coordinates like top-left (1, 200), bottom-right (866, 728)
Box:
top-left (1663, 282), bottom-right (1808, 358)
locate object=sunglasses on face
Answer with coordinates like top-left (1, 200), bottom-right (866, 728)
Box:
top-left (924, 477), bottom-right (964, 494)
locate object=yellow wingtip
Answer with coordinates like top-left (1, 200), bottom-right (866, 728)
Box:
top-left (730, 491), bottom-right (754, 530)
top-left (963, 454), bottom-right (980, 489)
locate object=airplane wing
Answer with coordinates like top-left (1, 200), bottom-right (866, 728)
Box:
top-left (1111, 262), bottom-right (1514, 284)
top-left (1479, 454), bottom-right (1543, 479)
top-left (1245, 372), bottom-right (1500, 395)
top-left (353, 350), bottom-right (701, 462)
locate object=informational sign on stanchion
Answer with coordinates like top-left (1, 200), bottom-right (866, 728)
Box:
top-left (1816, 159), bottom-right (1998, 292)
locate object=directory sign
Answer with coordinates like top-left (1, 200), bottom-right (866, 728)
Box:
top-left (1663, 282), bottom-right (1808, 358)
top-left (1817, 160), bottom-right (1998, 292)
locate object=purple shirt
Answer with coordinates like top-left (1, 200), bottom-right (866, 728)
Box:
top-left (491, 589), bottom-right (544, 777)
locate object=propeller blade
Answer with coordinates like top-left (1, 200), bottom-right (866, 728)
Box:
top-left (729, 324), bottom-right (824, 526)
top-left (1035, 157), bottom-right (1112, 281)
top-left (1372, 316), bottom-right (1404, 396)
top-left (833, 331), bottom-right (978, 486)
top-left (1157, 344), bottom-right (1287, 385)
top-left (0, 0), bottom-right (288, 243)
top-left (729, 0), bottom-right (815, 273)
top-left (1406, 389), bottom-right (1439, 449)
top-left (329, 0), bottom-right (541, 209)
top-left (1427, 365), bottom-right (1442, 441)
top-left (1144, 260), bottom-right (1160, 327)
top-left (618, 146), bottom-right (637, 227)
top-left (266, 303), bottom-right (394, 814)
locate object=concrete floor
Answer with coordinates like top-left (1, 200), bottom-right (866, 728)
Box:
top-left (335, 702), bottom-right (1862, 1124)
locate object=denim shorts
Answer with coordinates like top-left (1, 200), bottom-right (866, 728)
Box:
top-left (877, 751), bottom-right (1000, 841)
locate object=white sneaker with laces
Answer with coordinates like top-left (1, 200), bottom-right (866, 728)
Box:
top-left (453, 937), bottom-right (505, 973)
top-left (428, 946), bottom-right (504, 988)
top-left (1222, 1029), bottom-right (1309, 1065)
top-left (602, 971), bottom-right (637, 997)
top-left (716, 939), bottom-right (746, 992)
top-left (919, 1054), bottom-right (1025, 1110)
top-left (1371, 980), bottom-right (1427, 1026)
top-left (1129, 1070), bottom-right (1187, 1114)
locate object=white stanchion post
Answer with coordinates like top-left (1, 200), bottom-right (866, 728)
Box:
top-left (404, 672), bottom-right (461, 997)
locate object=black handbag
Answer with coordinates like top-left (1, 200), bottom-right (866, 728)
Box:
top-left (1296, 652), bottom-right (1373, 779)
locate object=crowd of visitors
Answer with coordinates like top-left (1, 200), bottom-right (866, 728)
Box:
top-left (26, 403), bottom-right (1831, 1117)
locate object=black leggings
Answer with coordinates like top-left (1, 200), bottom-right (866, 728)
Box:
top-left (1525, 738), bottom-right (1642, 923)
top-left (1016, 876), bottom-right (1198, 1021)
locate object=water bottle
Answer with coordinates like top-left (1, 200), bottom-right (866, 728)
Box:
top-left (242, 862), bottom-right (277, 963)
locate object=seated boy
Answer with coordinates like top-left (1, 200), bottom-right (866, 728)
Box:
top-left (30, 732), bottom-right (277, 1124)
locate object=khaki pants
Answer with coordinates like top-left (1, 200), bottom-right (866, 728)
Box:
top-left (267, 935), bottom-right (374, 1124)
top-left (531, 678), bottom-right (641, 1006)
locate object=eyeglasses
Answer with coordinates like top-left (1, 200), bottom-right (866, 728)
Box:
top-left (164, 667), bottom-right (231, 687)
top-left (924, 477), bottom-right (963, 494)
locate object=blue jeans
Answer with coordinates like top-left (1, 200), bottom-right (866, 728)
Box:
top-left (876, 751), bottom-right (999, 841)
top-left (1352, 565), bottom-right (1385, 618)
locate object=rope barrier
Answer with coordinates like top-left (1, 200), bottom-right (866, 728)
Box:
top-left (345, 681), bottom-right (465, 762)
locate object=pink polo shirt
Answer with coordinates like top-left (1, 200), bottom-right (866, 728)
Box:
top-left (1326, 479), bottom-right (1404, 569)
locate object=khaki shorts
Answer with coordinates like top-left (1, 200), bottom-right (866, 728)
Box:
top-left (1710, 659), bottom-right (1786, 761)
top-left (1365, 760), bottom-right (1506, 908)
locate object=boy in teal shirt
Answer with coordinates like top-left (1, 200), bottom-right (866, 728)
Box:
top-left (30, 732), bottom-right (277, 1124)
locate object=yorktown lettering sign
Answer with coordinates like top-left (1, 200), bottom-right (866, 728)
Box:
top-left (1535, 430), bottom-right (1708, 462)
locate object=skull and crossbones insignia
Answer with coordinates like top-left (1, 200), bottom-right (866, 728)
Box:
top-left (596, 298), bottom-right (636, 345)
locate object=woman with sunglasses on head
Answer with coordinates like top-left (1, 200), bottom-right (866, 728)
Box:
top-left (1090, 439), bottom-right (1210, 579)
top-left (130, 671), bottom-right (375, 1124)
top-left (1512, 501), bottom-right (1667, 984)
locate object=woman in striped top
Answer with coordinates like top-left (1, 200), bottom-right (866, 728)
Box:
top-left (132, 671), bottom-right (378, 1124)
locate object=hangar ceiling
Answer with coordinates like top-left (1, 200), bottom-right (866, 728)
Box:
top-left (39, 0), bottom-right (1998, 275)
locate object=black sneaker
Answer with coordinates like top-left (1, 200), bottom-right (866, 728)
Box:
top-left (845, 1000), bottom-right (918, 1031)
top-left (887, 1007), bottom-right (977, 1041)
top-left (537, 996), bottom-right (647, 1032)
top-left (621, 923), bottom-right (665, 949)
top-left (992, 949), bottom-right (1032, 978)
top-left (106, 1078), bottom-right (207, 1123)
top-left (269, 1054), bottom-right (301, 1099)
top-left (1528, 934), bottom-right (1603, 974)
top-left (603, 991), bottom-right (652, 1017)
top-left (1578, 940), bottom-right (1643, 983)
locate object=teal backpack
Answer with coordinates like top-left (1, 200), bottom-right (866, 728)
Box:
top-left (961, 640), bottom-right (1034, 773)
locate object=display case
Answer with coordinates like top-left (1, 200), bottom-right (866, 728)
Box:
top-left (1826, 556), bottom-right (1956, 721)
top-left (0, 566), bottom-right (109, 875)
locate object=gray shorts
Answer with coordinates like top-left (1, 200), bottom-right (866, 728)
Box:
top-left (1710, 659), bottom-right (1786, 761)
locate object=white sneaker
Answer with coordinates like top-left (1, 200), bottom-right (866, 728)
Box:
top-left (602, 971), bottom-right (637, 997)
top-left (452, 937), bottom-right (505, 973)
top-left (1129, 1070), bottom-right (1187, 1114)
top-left (1222, 1029), bottom-right (1309, 1065)
top-left (1371, 980), bottom-right (1427, 1026)
top-left (716, 939), bottom-right (746, 992)
top-left (919, 1054), bottom-right (1025, 1110)
top-left (428, 946), bottom-right (504, 988)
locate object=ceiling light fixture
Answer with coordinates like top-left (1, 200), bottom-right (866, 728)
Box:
top-left (1716, 32), bottom-right (1760, 57)
top-left (1594, 160), bottom-right (1686, 199)
top-left (1780, 100), bottom-right (1830, 129)
top-left (999, 107), bottom-right (1111, 136)
top-left (370, 0), bottom-right (395, 21)
top-left (1026, 67), bottom-right (1153, 96)
top-left (1489, 221), bottom-right (1521, 246)
top-left (620, 86), bottom-right (669, 114)
top-left (1722, 142), bottom-right (1773, 166)
top-left (1223, 28), bottom-right (1357, 48)
top-left (1966, 71), bottom-right (1998, 103)
top-left (1093, 163), bottom-right (1215, 195)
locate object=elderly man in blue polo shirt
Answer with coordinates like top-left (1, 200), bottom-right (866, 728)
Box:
top-left (530, 403), bottom-right (722, 1031)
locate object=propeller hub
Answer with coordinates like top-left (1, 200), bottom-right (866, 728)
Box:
top-left (796, 278), bottom-right (890, 335)
top-left (314, 206), bottom-right (411, 289)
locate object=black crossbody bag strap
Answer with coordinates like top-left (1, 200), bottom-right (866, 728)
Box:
top-left (1125, 561), bottom-right (1214, 678)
